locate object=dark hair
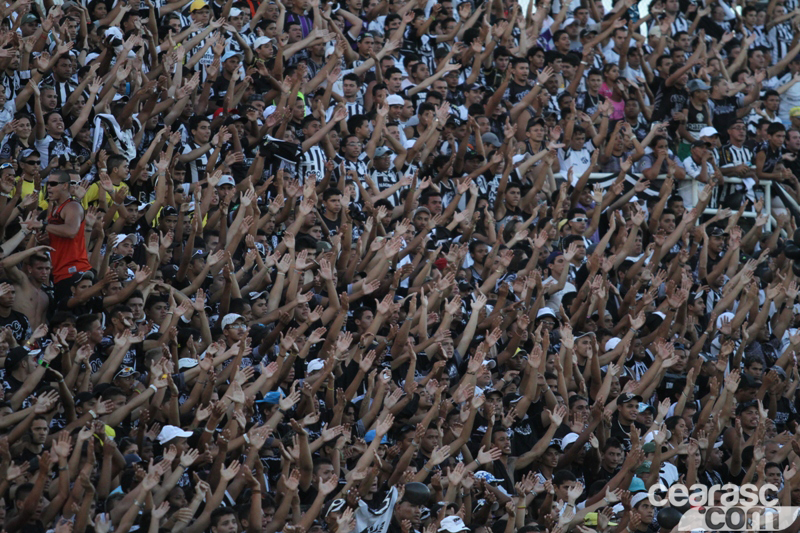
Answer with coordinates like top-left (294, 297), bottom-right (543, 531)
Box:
top-left (312, 457), bottom-right (334, 474)
top-left (322, 188), bottom-right (342, 201)
top-left (655, 54), bottom-right (672, 68)
top-left (301, 114), bottom-right (320, 130)
top-left (50, 311), bottom-right (77, 330)
top-left (109, 304), bottom-right (132, 322)
top-left (664, 415), bottom-right (684, 432)
top-left (101, 386), bottom-right (126, 400)
top-left (510, 57), bottom-right (528, 67)
top-left (418, 102), bottom-right (436, 116)
top-left (347, 114), bottom-right (369, 133)
top-left (744, 355), bottom-right (766, 368)
top-left (108, 154), bottom-right (127, 174)
top-left (553, 470), bottom-right (578, 486)
top-left (210, 507), bottom-right (237, 527)
top-left (602, 437), bottom-right (624, 452)
top-left (189, 115), bottom-right (211, 131)
top-left (767, 123), bottom-right (786, 135)
top-left (75, 313), bottom-right (101, 332)
top-left (385, 67), bottom-right (402, 79)
top-left (145, 295), bottom-right (168, 311)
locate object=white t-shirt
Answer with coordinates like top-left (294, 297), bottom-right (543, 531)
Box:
top-left (544, 277), bottom-right (576, 311)
top-left (679, 155), bottom-right (714, 208)
top-left (558, 139), bottom-right (596, 183)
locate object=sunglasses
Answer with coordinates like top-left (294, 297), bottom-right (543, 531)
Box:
top-left (571, 217), bottom-right (589, 223)
top-left (226, 323), bottom-right (248, 330)
top-left (22, 160), bottom-right (40, 165)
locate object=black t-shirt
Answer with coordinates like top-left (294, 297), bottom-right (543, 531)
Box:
top-left (757, 143), bottom-right (784, 174)
top-left (684, 101), bottom-right (711, 140)
top-left (510, 413), bottom-right (539, 459)
top-left (653, 84), bottom-right (689, 125)
top-left (609, 413), bottom-right (646, 451)
top-left (0, 309), bottom-right (30, 343)
top-left (1, 372), bottom-right (23, 398)
top-left (649, 75), bottom-right (665, 99)
top-left (87, 345), bottom-right (107, 375)
top-left (584, 463), bottom-right (618, 490)
top-left (575, 91), bottom-right (605, 116)
top-left (770, 394), bottom-right (798, 432)
top-left (320, 214), bottom-right (340, 236)
top-left (709, 96), bottom-right (741, 139)
top-left (56, 295), bottom-right (104, 317)
top-left (504, 80), bottom-right (532, 105)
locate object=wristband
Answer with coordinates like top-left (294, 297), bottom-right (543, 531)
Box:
top-left (204, 427), bottom-right (215, 433)
top-left (38, 359), bottom-right (49, 368)
top-left (243, 434), bottom-right (251, 444)
top-left (89, 409), bottom-right (98, 419)
top-left (278, 408), bottom-right (289, 416)
top-left (149, 384), bottom-right (158, 393)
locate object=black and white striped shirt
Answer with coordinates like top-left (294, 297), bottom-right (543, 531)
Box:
top-left (767, 22), bottom-right (794, 66)
top-left (743, 26), bottom-right (769, 49)
top-left (718, 142), bottom-right (753, 207)
top-left (181, 141), bottom-right (210, 183)
top-left (663, 13), bottom-right (689, 36)
top-left (41, 76), bottom-right (77, 110)
top-left (299, 145), bottom-right (327, 183)
top-left (334, 153), bottom-right (370, 179)
top-left (370, 163), bottom-right (409, 207)
top-left (326, 101), bottom-right (365, 121)
top-left (344, 101), bottom-right (365, 119)
top-left (2, 70), bottom-right (24, 101)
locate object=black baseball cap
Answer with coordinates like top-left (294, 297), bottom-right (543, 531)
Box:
top-left (617, 392), bottom-right (643, 405)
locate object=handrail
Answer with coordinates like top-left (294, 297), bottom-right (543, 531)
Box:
top-left (548, 173), bottom-right (773, 231)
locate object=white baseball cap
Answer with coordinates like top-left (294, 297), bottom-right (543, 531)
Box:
top-left (157, 425), bottom-right (193, 444)
top-left (439, 516), bottom-right (470, 533)
top-left (254, 36), bottom-right (273, 49)
top-left (307, 359), bottom-right (325, 373)
top-left (218, 175), bottom-right (236, 187)
top-left (220, 313), bottom-right (244, 328)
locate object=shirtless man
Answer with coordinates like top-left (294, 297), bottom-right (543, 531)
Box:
top-left (0, 247), bottom-right (52, 329)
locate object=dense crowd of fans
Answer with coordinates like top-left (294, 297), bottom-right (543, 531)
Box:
top-left (1, 0), bottom-right (800, 532)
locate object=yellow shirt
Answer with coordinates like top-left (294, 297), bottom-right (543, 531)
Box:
top-left (82, 181), bottom-right (128, 220)
top-left (82, 182), bottom-right (124, 208)
top-left (14, 177), bottom-right (48, 209)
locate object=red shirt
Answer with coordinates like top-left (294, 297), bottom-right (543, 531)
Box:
top-left (48, 199), bottom-right (92, 283)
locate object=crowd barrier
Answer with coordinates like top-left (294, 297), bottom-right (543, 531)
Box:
top-left (548, 173), bottom-right (774, 231)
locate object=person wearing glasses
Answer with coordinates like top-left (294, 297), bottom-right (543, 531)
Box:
top-left (13, 148), bottom-right (44, 207)
top-left (220, 313), bottom-right (249, 349)
top-left (22, 169), bottom-right (91, 302)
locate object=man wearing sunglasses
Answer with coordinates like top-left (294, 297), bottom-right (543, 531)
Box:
top-left (23, 169), bottom-right (91, 302)
top-left (16, 150), bottom-right (47, 209)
